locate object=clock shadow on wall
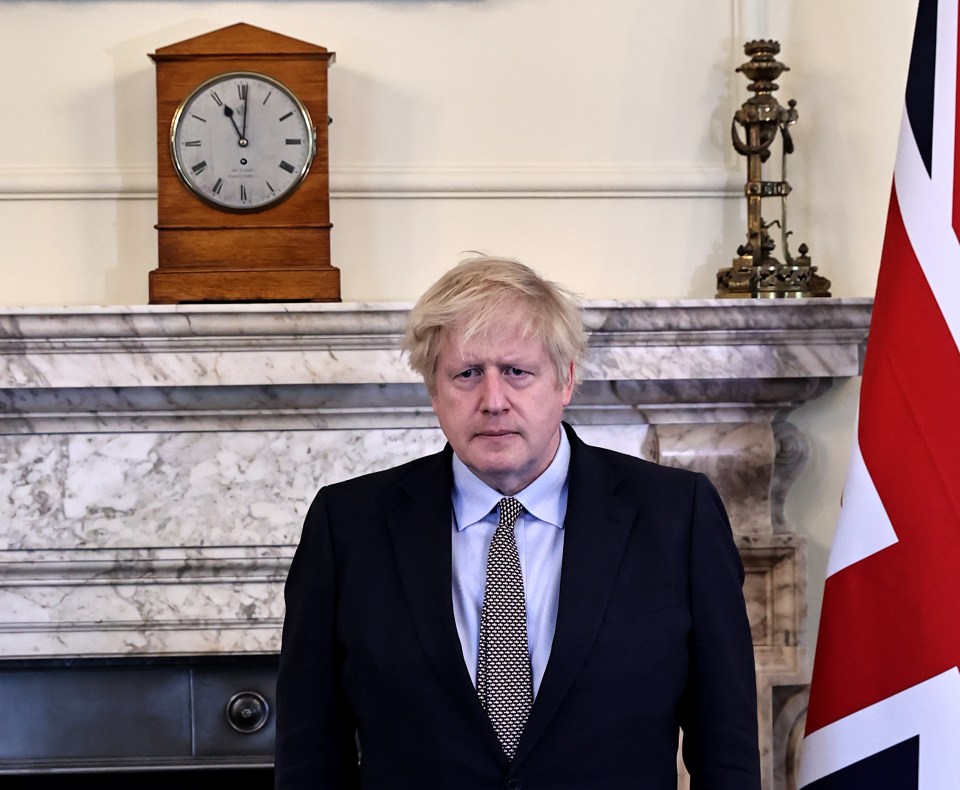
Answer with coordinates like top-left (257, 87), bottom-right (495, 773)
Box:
top-left (149, 23), bottom-right (340, 304)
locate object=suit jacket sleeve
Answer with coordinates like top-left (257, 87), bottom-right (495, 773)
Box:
top-left (681, 473), bottom-right (761, 789)
top-left (274, 488), bottom-right (360, 790)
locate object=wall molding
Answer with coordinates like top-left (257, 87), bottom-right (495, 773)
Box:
top-left (0, 163), bottom-right (741, 201)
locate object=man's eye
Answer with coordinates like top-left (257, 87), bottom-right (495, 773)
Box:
top-left (456, 369), bottom-right (479, 379)
top-left (506, 367), bottom-right (527, 377)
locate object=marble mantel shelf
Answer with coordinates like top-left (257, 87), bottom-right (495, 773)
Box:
top-left (0, 299), bottom-right (870, 389)
top-left (0, 298), bottom-right (872, 376)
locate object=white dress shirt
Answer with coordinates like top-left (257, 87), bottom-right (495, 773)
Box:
top-left (450, 428), bottom-right (570, 698)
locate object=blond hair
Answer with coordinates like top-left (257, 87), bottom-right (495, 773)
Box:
top-left (403, 256), bottom-right (587, 393)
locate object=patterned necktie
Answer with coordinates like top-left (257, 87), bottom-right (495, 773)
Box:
top-left (476, 496), bottom-right (532, 760)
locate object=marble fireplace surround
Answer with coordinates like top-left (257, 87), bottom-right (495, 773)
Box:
top-left (0, 298), bottom-right (871, 785)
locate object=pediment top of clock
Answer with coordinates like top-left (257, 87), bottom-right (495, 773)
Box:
top-left (150, 22), bottom-right (335, 62)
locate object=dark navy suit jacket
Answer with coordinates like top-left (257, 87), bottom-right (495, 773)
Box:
top-left (275, 424), bottom-right (760, 789)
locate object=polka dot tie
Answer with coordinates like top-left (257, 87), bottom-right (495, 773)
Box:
top-left (476, 497), bottom-right (532, 760)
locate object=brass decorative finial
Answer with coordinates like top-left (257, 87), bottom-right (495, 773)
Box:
top-left (717, 40), bottom-right (831, 298)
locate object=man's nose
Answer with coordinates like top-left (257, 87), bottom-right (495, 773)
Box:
top-left (479, 373), bottom-right (508, 412)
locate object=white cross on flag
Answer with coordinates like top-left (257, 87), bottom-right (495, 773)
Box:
top-left (799, 0), bottom-right (960, 787)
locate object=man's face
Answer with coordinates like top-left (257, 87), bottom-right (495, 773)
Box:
top-left (430, 319), bottom-right (574, 496)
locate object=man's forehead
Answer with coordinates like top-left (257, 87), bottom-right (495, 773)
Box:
top-left (439, 323), bottom-right (547, 362)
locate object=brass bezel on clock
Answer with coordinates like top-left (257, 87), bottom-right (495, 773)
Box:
top-left (169, 70), bottom-right (317, 214)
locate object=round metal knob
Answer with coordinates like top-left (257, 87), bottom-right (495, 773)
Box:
top-left (226, 691), bottom-right (269, 733)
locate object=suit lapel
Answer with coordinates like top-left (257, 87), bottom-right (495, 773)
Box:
top-left (386, 446), bottom-right (509, 765)
top-left (513, 426), bottom-right (637, 766)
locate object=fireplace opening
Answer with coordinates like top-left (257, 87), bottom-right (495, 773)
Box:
top-left (4, 767), bottom-right (273, 789)
top-left (0, 655), bottom-right (278, 784)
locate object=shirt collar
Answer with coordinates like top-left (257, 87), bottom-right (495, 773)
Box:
top-left (452, 427), bottom-right (570, 531)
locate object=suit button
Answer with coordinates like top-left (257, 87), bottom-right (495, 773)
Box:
top-left (505, 781), bottom-right (521, 790)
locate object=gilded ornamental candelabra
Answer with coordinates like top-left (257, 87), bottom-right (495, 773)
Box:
top-left (717, 40), bottom-right (831, 298)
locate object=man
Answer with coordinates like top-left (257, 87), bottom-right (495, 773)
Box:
top-left (274, 257), bottom-right (760, 789)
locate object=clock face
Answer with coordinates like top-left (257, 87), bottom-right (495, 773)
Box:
top-left (170, 71), bottom-right (316, 211)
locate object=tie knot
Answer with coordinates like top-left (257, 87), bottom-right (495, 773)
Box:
top-left (498, 497), bottom-right (524, 528)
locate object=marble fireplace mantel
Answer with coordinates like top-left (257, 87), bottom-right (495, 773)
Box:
top-left (0, 298), bottom-right (871, 786)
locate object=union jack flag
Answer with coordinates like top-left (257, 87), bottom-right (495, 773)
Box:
top-left (799, 0), bottom-right (960, 786)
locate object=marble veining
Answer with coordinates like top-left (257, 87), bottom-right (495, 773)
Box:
top-left (0, 430), bottom-right (448, 551)
top-left (0, 299), bottom-right (870, 391)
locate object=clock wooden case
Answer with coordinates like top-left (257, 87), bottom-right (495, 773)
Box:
top-left (149, 23), bottom-right (339, 303)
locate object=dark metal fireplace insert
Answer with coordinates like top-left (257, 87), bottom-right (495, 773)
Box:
top-left (0, 654), bottom-right (277, 787)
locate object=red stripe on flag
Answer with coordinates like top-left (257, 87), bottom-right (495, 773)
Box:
top-left (805, 185), bottom-right (960, 734)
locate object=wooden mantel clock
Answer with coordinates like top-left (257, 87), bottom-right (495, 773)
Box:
top-left (149, 23), bottom-right (339, 303)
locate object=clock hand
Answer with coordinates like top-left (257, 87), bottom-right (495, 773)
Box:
top-left (223, 105), bottom-right (246, 145)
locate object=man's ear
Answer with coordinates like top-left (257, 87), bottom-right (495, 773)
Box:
top-left (561, 362), bottom-right (575, 405)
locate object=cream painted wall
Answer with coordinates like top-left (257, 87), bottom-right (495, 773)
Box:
top-left (0, 0), bottom-right (920, 665)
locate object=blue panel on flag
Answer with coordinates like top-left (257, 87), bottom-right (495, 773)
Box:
top-left (906, 0), bottom-right (938, 177)
top-left (804, 735), bottom-right (919, 789)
